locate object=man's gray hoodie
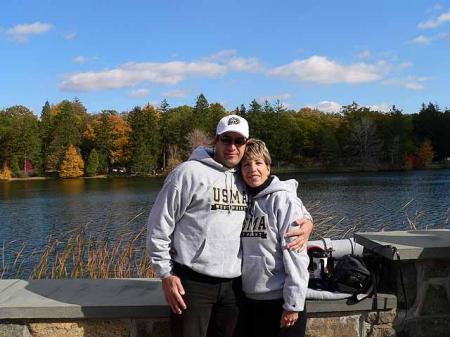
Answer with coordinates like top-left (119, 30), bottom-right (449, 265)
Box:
top-left (241, 176), bottom-right (311, 312)
top-left (147, 146), bottom-right (247, 279)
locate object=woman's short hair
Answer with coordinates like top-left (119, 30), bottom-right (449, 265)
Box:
top-left (242, 138), bottom-right (272, 166)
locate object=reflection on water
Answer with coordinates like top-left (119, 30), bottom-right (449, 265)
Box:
top-left (60, 179), bottom-right (85, 195)
top-left (1, 170), bottom-right (450, 276)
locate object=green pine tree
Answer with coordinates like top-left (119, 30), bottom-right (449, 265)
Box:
top-left (85, 149), bottom-right (99, 176)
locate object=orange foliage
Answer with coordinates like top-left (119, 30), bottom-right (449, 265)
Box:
top-left (59, 145), bottom-right (85, 178)
top-left (0, 163), bottom-right (12, 180)
top-left (109, 114), bottom-right (131, 164)
top-left (416, 139), bottom-right (434, 169)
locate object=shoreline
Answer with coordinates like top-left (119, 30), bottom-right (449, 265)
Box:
top-left (2, 166), bottom-right (449, 182)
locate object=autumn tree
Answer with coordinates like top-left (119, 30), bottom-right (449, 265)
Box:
top-left (84, 110), bottom-right (130, 173)
top-left (59, 145), bottom-right (85, 178)
top-left (416, 139), bottom-right (434, 169)
top-left (0, 162), bottom-right (12, 180)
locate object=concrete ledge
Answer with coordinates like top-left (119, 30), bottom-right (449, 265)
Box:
top-left (355, 230), bottom-right (450, 260)
top-left (0, 279), bottom-right (396, 320)
top-left (306, 293), bottom-right (396, 313)
top-left (0, 279), bottom-right (167, 319)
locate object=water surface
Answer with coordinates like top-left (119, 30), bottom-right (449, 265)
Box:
top-left (1, 170), bottom-right (449, 276)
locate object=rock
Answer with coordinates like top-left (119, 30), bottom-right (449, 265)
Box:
top-left (306, 316), bottom-right (360, 337)
top-left (28, 321), bottom-right (129, 337)
top-left (366, 310), bottom-right (397, 324)
top-left (0, 324), bottom-right (32, 337)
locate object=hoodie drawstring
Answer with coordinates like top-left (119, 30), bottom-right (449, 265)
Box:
top-left (225, 172), bottom-right (234, 214)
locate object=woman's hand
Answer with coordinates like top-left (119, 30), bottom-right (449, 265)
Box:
top-left (285, 218), bottom-right (314, 251)
top-left (280, 310), bottom-right (298, 328)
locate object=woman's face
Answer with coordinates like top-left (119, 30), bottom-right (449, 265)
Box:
top-left (241, 156), bottom-right (270, 188)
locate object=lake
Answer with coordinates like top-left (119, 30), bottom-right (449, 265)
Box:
top-left (1, 170), bottom-right (450, 277)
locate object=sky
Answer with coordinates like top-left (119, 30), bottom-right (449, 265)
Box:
top-left (1, 0), bottom-right (450, 115)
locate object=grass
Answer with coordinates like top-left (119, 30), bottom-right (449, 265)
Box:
top-left (1, 224), bottom-right (154, 280)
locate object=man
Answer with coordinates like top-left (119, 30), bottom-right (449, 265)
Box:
top-left (147, 115), bottom-right (313, 337)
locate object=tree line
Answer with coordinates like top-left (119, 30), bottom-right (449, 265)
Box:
top-left (1, 94), bottom-right (449, 179)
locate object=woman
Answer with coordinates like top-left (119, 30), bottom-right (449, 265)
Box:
top-left (240, 139), bottom-right (310, 337)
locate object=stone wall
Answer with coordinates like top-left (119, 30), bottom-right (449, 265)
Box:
top-left (385, 259), bottom-right (450, 337)
top-left (1, 309), bottom-right (397, 337)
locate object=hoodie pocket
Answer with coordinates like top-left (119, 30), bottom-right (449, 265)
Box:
top-left (242, 255), bottom-right (273, 294)
top-left (191, 238), bottom-right (241, 276)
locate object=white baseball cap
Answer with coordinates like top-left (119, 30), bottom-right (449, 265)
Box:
top-left (216, 115), bottom-right (249, 138)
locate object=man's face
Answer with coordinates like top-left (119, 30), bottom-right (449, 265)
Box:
top-left (214, 132), bottom-right (248, 168)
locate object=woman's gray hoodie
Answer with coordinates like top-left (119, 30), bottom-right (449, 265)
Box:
top-left (241, 176), bottom-right (311, 312)
top-left (147, 146), bottom-right (247, 279)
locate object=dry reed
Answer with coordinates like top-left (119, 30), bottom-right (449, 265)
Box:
top-left (1, 201), bottom-right (445, 279)
top-left (1, 224), bottom-right (154, 280)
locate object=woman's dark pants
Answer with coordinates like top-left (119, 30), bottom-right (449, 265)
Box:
top-left (240, 297), bottom-right (307, 337)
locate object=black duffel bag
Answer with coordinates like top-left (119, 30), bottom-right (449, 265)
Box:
top-left (330, 254), bottom-right (373, 296)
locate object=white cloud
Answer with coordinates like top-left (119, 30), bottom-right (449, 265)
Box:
top-left (202, 49), bottom-right (237, 62)
top-left (267, 56), bottom-right (385, 84)
top-left (128, 88), bottom-right (150, 98)
top-left (397, 62), bottom-right (413, 70)
top-left (418, 11), bottom-right (450, 29)
top-left (64, 32), bottom-right (77, 40)
top-left (314, 101), bottom-right (391, 113)
top-left (316, 101), bottom-right (342, 113)
top-left (60, 51), bottom-right (420, 93)
top-left (72, 56), bottom-right (98, 64)
top-left (356, 50), bottom-right (371, 59)
top-left (367, 103), bottom-right (391, 112)
top-left (73, 56), bottom-right (87, 64)
top-left (227, 57), bottom-right (263, 72)
top-left (6, 22), bottom-right (53, 42)
top-left (410, 34), bottom-right (435, 44)
top-left (203, 49), bottom-right (264, 72)
top-left (60, 61), bottom-right (227, 92)
top-left (383, 76), bottom-right (430, 90)
top-left (258, 93), bottom-right (292, 102)
top-left (163, 89), bottom-right (190, 98)
top-left (409, 32), bottom-right (450, 45)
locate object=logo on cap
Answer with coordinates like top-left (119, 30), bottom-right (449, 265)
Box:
top-left (228, 117), bottom-right (240, 125)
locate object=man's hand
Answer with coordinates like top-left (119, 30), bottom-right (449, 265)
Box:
top-left (285, 218), bottom-right (313, 251)
top-left (280, 310), bottom-right (298, 328)
top-left (162, 275), bottom-right (187, 314)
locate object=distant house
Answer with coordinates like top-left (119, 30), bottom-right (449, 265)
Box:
top-left (24, 160), bottom-right (35, 176)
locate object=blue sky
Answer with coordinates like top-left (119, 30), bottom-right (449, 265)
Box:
top-left (1, 0), bottom-right (450, 115)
